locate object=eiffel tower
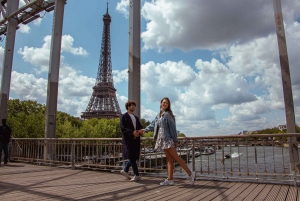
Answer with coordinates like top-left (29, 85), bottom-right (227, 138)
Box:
top-left (81, 4), bottom-right (121, 120)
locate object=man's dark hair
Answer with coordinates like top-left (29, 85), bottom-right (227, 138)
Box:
top-left (2, 119), bottom-right (6, 125)
top-left (125, 100), bottom-right (136, 110)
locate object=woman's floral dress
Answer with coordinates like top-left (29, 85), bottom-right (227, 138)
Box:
top-left (154, 114), bottom-right (175, 152)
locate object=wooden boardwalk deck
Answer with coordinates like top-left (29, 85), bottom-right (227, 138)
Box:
top-left (0, 162), bottom-right (299, 201)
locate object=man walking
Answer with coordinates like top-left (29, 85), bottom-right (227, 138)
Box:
top-left (0, 119), bottom-right (12, 166)
top-left (120, 100), bottom-right (143, 181)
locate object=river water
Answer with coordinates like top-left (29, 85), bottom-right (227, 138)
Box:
top-left (160, 146), bottom-right (297, 181)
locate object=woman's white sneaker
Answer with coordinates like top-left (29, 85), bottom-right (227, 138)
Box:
top-left (187, 171), bottom-right (195, 185)
top-left (160, 179), bottom-right (174, 185)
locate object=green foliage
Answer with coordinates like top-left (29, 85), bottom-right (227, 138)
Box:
top-left (81, 118), bottom-right (121, 138)
top-left (141, 131), bottom-right (155, 146)
top-left (8, 100), bottom-right (45, 138)
top-left (140, 118), bottom-right (151, 128)
top-left (8, 99), bottom-right (45, 116)
top-left (142, 131), bottom-right (154, 138)
top-left (10, 99), bottom-right (298, 139)
top-left (252, 127), bottom-right (285, 134)
top-left (251, 125), bottom-right (300, 141)
top-left (6, 99), bottom-right (122, 138)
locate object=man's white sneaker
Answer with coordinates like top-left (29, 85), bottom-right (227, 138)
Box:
top-left (160, 179), bottom-right (174, 186)
top-left (187, 171), bottom-right (195, 185)
top-left (130, 175), bottom-right (141, 182)
top-left (120, 170), bottom-right (131, 179)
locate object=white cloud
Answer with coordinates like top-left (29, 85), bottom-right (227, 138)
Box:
top-left (138, 19), bottom-right (300, 136)
top-left (140, 58), bottom-right (258, 135)
top-left (57, 74), bottom-right (94, 116)
top-left (17, 44), bottom-right (50, 73)
top-left (141, 60), bottom-right (196, 103)
top-left (11, 71), bottom-right (47, 103)
top-left (116, 0), bottom-right (129, 18)
top-left (141, 0), bottom-right (300, 52)
top-left (18, 24), bottom-right (30, 33)
top-left (7, 34), bottom-right (92, 117)
top-left (113, 69), bottom-right (128, 84)
top-left (141, 105), bottom-right (157, 122)
top-left (18, 35), bottom-right (88, 73)
top-left (33, 18), bottom-right (43, 26)
top-left (61, 35), bottom-right (88, 56)
top-left (7, 64), bottom-right (95, 117)
top-left (195, 59), bottom-right (257, 105)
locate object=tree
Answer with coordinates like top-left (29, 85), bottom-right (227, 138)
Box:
top-left (141, 131), bottom-right (155, 146)
top-left (140, 118), bottom-right (151, 128)
top-left (8, 100), bottom-right (45, 138)
top-left (5, 99), bottom-right (126, 138)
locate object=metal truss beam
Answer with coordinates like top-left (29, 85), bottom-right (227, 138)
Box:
top-left (128, 0), bottom-right (141, 118)
top-left (0, 0), bottom-right (18, 121)
top-left (273, 0), bottom-right (299, 176)
top-left (0, 0), bottom-right (55, 36)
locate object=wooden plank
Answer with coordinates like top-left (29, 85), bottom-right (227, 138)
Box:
top-left (285, 186), bottom-right (298, 201)
top-left (200, 182), bottom-right (236, 200)
top-left (264, 184), bottom-right (281, 201)
top-left (0, 163), bottom-right (298, 200)
top-left (172, 180), bottom-right (215, 201)
top-left (232, 183), bottom-right (258, 201)
top-left (129, 178), bottom-right (203, 201)
top-left (187, 182), bottom-right (231, 201)
top-left (211, 182), bottom-right (252, 201)
top-left (253, 184), bottom-right (273, 200)
top-left (275, 185), bottom-right (289, 201)
top-left (232, 183), bottom-right (259, 201)
top-left (242, 184), bottom-right (266, 201)
top-left (176, 182), bottom-right (226, 201)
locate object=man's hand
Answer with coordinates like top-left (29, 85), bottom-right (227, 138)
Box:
top-left (138, 129), bottom-right (145, 135)
top-left (174, 142), bottom-right (178, 148)
top-left (133, 130), bottom-right (140, 137)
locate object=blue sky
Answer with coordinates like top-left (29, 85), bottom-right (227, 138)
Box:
top-left (0, 0), bottom-right (300, 136)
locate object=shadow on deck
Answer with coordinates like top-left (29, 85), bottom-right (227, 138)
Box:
top-left (0, 162), bottom-right (299, 200)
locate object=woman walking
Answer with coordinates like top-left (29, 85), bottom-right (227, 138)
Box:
top-left (143, 97), bottom-right (195, 185)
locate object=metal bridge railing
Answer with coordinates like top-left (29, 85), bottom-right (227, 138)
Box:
top-left (7, 133), bottom-right (300, 185)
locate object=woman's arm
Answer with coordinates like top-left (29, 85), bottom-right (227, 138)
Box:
top-left (144, 115), bottom-right (157, 132)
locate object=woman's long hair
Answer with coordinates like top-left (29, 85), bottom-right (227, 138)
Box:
top-left (160, 97), bottom-right (175, 118)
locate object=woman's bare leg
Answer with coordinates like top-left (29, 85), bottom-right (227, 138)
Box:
top-left (164, 147), bottom-right (191, 175)
top-left (164, 150), bottom-right (174, 180)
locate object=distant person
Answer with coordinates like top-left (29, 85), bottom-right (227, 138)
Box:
top-left (142, 97), bottom-right (195, 185)
top-left (120, 100), bottom-right (144, 181)
top-left (0, 119), bottom-right (12, 166)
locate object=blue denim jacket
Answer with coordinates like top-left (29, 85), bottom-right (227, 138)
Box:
top-left (145, 111), bottom-right (178, 143)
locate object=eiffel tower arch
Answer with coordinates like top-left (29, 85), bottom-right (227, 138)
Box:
top-left (81, 4), bottom-right (121, 120)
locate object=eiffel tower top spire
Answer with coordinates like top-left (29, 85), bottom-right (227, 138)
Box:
top-left (81, 4), bottom-right (121, 120)
top-left (106, 2), bottom-right (108, 14)
top-left (97, 2), bottom-right (112, 85)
